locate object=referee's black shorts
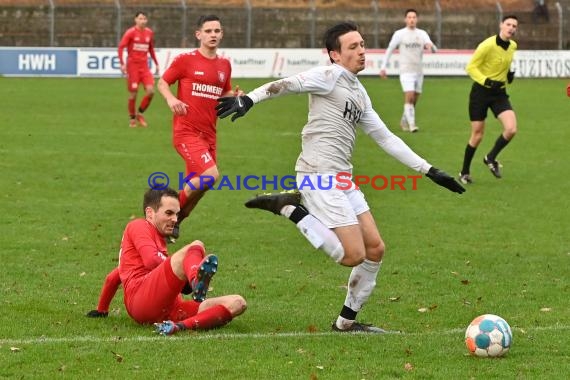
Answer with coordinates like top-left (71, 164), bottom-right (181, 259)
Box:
top-left (468, 82), bottom-right (513, 121)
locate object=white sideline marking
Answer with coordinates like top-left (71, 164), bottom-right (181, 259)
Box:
top-left (1, 325), bottom-right (568, 346)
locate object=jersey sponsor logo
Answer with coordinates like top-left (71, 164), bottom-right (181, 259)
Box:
top-left (403, 42), bottom-right (423, 49)
top-left (133, 43), bottom-right (149, 52)
top-left (194, 71), bottom-right (204, 75)
top-left (343, 100), bottom-right (362, 123)
top-left (191, 82), bottom-right (223, 100)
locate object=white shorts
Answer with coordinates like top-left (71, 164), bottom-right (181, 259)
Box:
top-left (296, 173), bottom-right (370, 228)
top-left (399, 72), bottom-right (424, 93)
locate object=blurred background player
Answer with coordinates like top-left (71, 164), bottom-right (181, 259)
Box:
top-left (379, 8), bottom-right (437, 133)
top-left (157, 15), bottom-right (240, 241)
top-left (118, 11), bottom-right (160, 128)
top-left (86, 187), bottom-right (246, 336)
top-left (217, 21), bottom-right (464, 333)
top-left (458, 15), bottom-right (518, 184)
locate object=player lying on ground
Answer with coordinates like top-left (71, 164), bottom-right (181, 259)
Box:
top-left (86, 187), bottom-right (246, 335)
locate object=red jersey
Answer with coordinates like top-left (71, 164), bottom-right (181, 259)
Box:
top-left (118, 26), bottom-right (158, 67)
top-left (161, 50), bottom-right (232, 142)
top-left (118, 219), bottom-right (168, 295)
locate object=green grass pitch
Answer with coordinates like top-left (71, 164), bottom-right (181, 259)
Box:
top-left (1, 76), bottom-right (569, 379)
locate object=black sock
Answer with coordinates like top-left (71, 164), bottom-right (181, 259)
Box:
top-left (487, 135), bottom-right (510, 162)
top-left (339, 305), bottom-right (357, 321)
top-left (461, 144), bottom-right (477, 175)
top-left (289, 204), bottom-right (309, 224)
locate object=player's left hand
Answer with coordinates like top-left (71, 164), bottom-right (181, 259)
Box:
top-left (86, 309), bottom-right (109, 318)
top-left (426, 167), bottom-right (466, 194)
top-left (507, 70), bottom-right (515, 84)
top-left (216, 96), bottom-right (254, 122)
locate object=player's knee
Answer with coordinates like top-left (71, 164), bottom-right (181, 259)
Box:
top-left (367, 239), bottom-right (385, 262)
top-left (340, 248), bottom-right (365, 267)
top-left (187, 240), bottom-right (205, 250)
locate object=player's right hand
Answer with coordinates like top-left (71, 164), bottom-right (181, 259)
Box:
top-left (168, 99), bottom-right (189, 116)
top-left (216, 96), bottom-right (254, 122)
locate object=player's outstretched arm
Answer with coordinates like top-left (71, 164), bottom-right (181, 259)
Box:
top-left (216, 96), bottom-right (254, 122)
top-left (426, 167), bottom-right (466, 194)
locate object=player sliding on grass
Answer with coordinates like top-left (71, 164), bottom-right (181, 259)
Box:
top-left (86, 188), bottom-right (246, 335)
top-left (118, 11), bottom-right (159, 128)
top-left (216, 21), bottom-right (465, 333)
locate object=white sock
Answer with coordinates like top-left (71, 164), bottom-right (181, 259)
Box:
top-left (343, 259), bottom-right (381, 312)
top-left (296, 214), bottom-right (344, 263)
top-left (404, 103), bottom-right (415, 127)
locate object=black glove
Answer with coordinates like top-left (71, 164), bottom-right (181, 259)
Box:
top-left (216, 96), bottom-right (254, 122)
top-left (86, 309), bottom-right (108, 318)
top-left (426, 167), bottom-right (466, 194)
top-left (507, 70), bottom-right (515, 84)
top-left (484, 78), bottom-right (505, 89)
top-left (181, 281), bottom-right (192, 295)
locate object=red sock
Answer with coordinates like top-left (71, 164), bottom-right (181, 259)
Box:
top-left (179, 190), bottom-right (188, 210)
top-left (181, 305), bottom-right (232, 330)
top-left (128, 99), bottom-right (136, 117)
top-left (139, 94), bottom-right (153, 113)
top-left (183, 245), bottom-right (205, 281)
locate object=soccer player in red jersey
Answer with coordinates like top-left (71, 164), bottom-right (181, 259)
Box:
top-left (158, 14), bottom-right (239, 241)
top-left (567, 82), bottom-right (570, 97)
top-left (86, 188), bottom-right (246, 335)
top-left (118, 11), bottom-right (160, 128)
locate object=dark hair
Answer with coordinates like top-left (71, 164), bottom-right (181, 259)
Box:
top-left (197, 14), bottom-right (221, 28)
top-left (324, 21), bottom-right (359, 64)
top-left (134, 11), bottom-right (147, 18)
top-left (143, 188), bottom-right (179, 214)
top-left (502, 15), bottom-right (518, 22)
top-left (405, 8), bottom-right (417, 16)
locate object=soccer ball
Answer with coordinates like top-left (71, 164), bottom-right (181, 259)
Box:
top-left (465, 314), bottom-right (512, 357)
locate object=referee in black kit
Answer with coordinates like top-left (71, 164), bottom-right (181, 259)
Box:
top-left (458, 15), bottom-right (519, 185)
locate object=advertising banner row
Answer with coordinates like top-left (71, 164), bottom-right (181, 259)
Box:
top-left (1, 47), bottom-right (570, 78)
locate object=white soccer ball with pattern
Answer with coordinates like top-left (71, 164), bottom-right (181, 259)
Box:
top-left (465, 314), bottom-right (512, 357)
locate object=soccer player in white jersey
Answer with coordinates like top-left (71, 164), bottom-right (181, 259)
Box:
top-left (380, 9), bottom-right (437, 132)
top-left (216, 21), bottom-right (464, 333)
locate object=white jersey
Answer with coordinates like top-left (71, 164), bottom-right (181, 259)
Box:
top-left (247, 64), bottom-right (431, 174)
top-left (381, 27), bottom-right (434, 74)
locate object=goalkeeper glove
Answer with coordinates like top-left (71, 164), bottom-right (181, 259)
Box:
top-left (426, 167), bottom-right (466, 194)
top-left (484, 78), bottom-right (505, 89)
top-left (507, 70), bottom-right (515, 84)
top-left (216, 96), bottom-right (254, 122)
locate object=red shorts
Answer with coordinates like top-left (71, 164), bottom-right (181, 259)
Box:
top-left (123, 257), bottom-right (200, 324)
top-left (174, 134), bottom-right (217, 179)
top-left (126, 64), bottom-right (154, 91)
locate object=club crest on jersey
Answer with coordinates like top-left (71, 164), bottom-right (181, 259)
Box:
top-left (218, 71), bottom-right (226, 83)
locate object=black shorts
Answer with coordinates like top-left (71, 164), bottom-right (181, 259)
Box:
top-left (468, 82), bottom-right (513, 121)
